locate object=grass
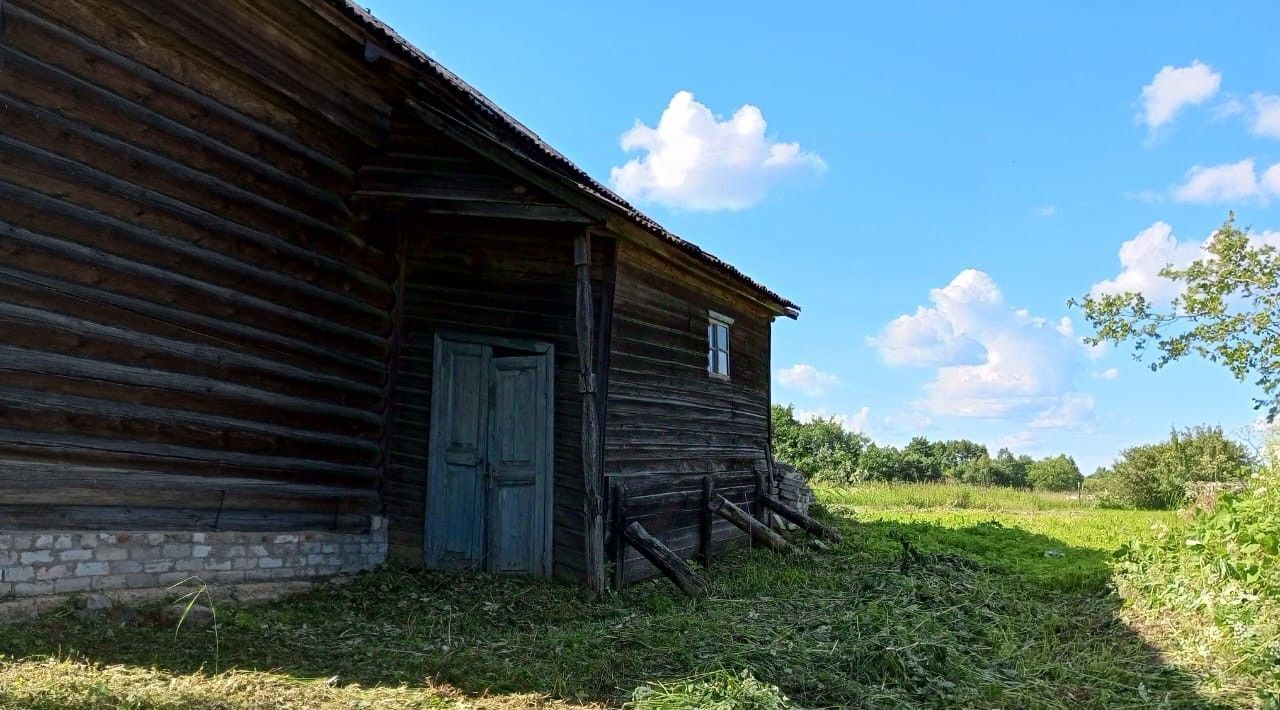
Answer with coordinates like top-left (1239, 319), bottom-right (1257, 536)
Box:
top-left (0, 484), bottom-right (1240, 709)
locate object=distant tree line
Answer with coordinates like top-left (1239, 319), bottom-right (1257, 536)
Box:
top-left (772, 405), bottom-right (1257, 508)
top-left (770, 405), bottom-right (1082, 491)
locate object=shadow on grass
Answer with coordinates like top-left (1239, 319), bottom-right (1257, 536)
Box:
top-left (0, 516), bottom-right (1220, 709)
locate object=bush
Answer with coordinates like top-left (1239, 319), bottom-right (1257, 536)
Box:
top-left (1027, 455), bottom-right (1082, 491)
top-left (1093, 426), bottom-right (1254, 509)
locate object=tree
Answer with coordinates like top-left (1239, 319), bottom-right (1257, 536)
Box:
top-left (770, 405), bottom-right (869, 482)
top-left (1074, 214), bottom-right (1280, 419)
top-left (989, 448), bottom-right (1030, 488)
top-left (1092, 426), bottom-right (1255, 509)
top-left (1027, 455), bottom-right (1082, 491)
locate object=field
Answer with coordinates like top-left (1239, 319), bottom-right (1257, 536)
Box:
top-left (0, 483), bottom-right (1248, 709)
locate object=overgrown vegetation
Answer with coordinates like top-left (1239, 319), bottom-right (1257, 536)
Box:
top-left (772, 404), bottom-right (1081, 489)
top-left (1117, 465), bottom-right (1280, 705)
top-left (0, 490), bottom-right (1216, 709)
top-left (1088, 425), bottom-right (1255, 509)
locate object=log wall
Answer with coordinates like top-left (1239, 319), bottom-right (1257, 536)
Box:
top-left (0, 0), bottom-right (402, 531)
top-left (604, 240), bottom-right (775, 582)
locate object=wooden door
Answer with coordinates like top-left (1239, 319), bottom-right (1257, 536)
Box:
top-left (426, 338), bottom-right (552, 576)
top-left (425, 341), bottom-right (490, 569)
top-left (486, 355), bottom-right (550, 576)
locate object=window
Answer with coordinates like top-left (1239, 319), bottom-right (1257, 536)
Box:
top-left (707, 311), bottom-right (733, 379)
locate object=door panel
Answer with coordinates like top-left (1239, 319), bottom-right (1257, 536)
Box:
top-left (486, 355), bottom-right (548, 575)
top-left (425, 341), bottom-right (490, 569)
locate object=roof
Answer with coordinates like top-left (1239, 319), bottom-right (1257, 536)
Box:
top-left (329, 1), bottom-right (800, 318)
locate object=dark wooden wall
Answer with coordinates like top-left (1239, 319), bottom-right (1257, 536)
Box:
top-left (0, 0), bottom-right (405, 530)
top-left (383, 219), bottom-right (606, 583)
top-left (604, 240), bottom-right (775, 582)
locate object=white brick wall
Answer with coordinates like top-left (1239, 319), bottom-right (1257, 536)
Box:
top-left (0, 516), bottom-right (387, 598)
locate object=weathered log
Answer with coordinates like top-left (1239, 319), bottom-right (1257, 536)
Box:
top-left (761, 494), bottom-right (843, 542)
top-left (611, 482), bottom-right (629, 591)
top-left (622, 521), bottom-right (708, 597)
top-left (708, 494), bottom-right (792, 553)
top-left (576, 231), bottom-right (606, 595)
top-left (699, 475), bottom-right (714, 568)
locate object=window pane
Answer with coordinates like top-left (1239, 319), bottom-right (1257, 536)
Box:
top-left (717, 350), bottom-right (729, 375)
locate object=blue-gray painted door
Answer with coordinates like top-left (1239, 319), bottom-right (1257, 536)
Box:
top-left (426, 339), bottom-right (551, 576)
top-left (486, 355), bottom-right (549, 576)
top-left (425, 341), bottom-right (490, 569)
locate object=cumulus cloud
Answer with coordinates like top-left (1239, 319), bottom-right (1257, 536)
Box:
top-left (1093, 367), bottom-right (1120, 381)
top-left (1172, 159), bottom-right (1262, 203)
top-left (871, 270), bottom-right (1095, 428)
top-left (1030, 392), bottom-right (1096, 429)
top-left (1250, 93), bottom-right (1280, 138)
top-left (1140, 61), bottom-right (1221, 131)
top-left (609, 91), bottom-right (825, 211)
top-left (1033, 206), bottom-right (1058, 217)
top-left (1090, 221), bottom-right (1205, 302)
top-left (776, 364), bottom-right (839, 396)
top-left (1091, 221), bottom-right (1280, 303)
top-left (996, 430), bottom-right (1037, 452)
top-left (795, 406), bottom-right (871, 434)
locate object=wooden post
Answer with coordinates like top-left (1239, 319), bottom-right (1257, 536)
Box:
top-left (623, 521), bottom-right (709, 597)
top-left (611, 482), bottom-right (628, 591)
top-left (575, 231), bottom-right (606, 595)
top-left (761, 495), bottom-right (843, 542)
top-left (699, 475), bottom-right (714, 569)
top-left (709, 494), bottom-right (792, 553)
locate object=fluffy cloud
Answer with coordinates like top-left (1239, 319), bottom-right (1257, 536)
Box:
top-left (1172, 159), bottom-right (1263, 203)
top-left (1092, 221), bottom-right (1280, 303)
top-left (609, 91), bottom-right (825, 211)
top-left (1140, 61), bottom-right (1221, 131)
top-left (1093, 367), bottom-right (1120, 381)
top-left (1251, 93), bottom-right (1280, 138)
top-left (795, 406), bottom-right (871, 434)
top-left (1090, 221), bottom-right (1205, 302)
top-left (871, 270), bottom-right (1095, 428)
top-left (776, 364), bottom-right (838, 396)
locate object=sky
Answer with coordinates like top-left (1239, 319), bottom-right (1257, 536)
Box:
top-left (363, 1), bottom-right (1280, 473)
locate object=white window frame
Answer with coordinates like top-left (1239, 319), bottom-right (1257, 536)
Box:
top-left (707, 310), bottom-right (733, 381)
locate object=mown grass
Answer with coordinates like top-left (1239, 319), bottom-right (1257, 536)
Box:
top-left (0, 485), bottom-right (1223, 709)
top-left (816, 480), bottom-right (1091, 512)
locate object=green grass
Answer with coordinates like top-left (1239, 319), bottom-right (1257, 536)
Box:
top-left (816, 480), bottom-right (1092, 512)
top-left (0, 484), bottom-right (1239, 709)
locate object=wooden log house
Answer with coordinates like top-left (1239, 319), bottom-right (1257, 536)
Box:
top-left (0, 0), bottom-right (799, 596)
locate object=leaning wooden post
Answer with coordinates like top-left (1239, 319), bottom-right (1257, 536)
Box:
top-left (761, 495), bottom-right (843, 542)
top-left (709, 494), bottom-right (792, 553)
top-left (699, 475), bottom-right (714, 569)
top-left (611, 482), bottom-right (629, 591)
top-left (575, 231), bottom-right (606, 596)
top-left (623, 521), bottom-right (709, 597)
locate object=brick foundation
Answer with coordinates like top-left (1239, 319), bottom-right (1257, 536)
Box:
top-left (0, 516), bottom-right (387, 598)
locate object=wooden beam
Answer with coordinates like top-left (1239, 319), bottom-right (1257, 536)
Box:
top-left (622, 521), bottom-right (708, 597)
top-left (699, 475), bottom-right (714, 569)
top-left (351, 193), bottom-right (593, 223)
top-left (761, 495), bottom-right (843, 542)
top-left (709, 494), bottom-right (792, 553)
top-left (575, 231), bottom-right (606, 595)
top-left (611, 481), bottom-right (628, 591)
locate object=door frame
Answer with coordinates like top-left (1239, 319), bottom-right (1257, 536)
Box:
top-left (427, 331), bottom-right (555, 578)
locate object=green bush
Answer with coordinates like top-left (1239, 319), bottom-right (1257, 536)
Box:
top-left (1092, 426), bottom-right (1254, 509)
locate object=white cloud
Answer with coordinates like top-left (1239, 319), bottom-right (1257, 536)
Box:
top-left (872, 270), bottom-right (1095, 428)
top-left (1090, 221), bottom-right (1205, 302)
top-left (1172, 159), bottom-right (1261, 203)
top-left (1033, 205), bottom-right (1057, 217)
top-left (795, 406), bottom-right (871, 434)
top-left (1093, 367), bottom-right (1120, 381)
top-left (996, 430), bottom-right (1037, 452)
top-left (1140, 61), bottom-right (1221, 131)
top-left (776, 364), bottom-right (838, 396)
top-left (1264, 164), bottom-right (1280, 196)
top-left (1091, 221), bottom-right (1280, 303)
top-left (1029, 393), bottom-right (1097, 430)
top-left (1250, 93), bottom-right (1280, 138)
top-left (609, 91), bottom-right (825, 211)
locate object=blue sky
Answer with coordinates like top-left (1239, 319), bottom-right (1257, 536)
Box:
top-left (364, 1), bottom-right (1280, 472)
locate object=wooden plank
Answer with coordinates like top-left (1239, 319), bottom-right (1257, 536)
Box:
top-left (575, 231), bottom-right (606, 595)
top-left (622, 521), bottom-right (708, 597)
top-left (709, 494), bottom-right (792, 553)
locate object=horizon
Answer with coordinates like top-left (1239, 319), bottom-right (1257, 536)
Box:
top-left (363, 0), bottom-right (1280, 473)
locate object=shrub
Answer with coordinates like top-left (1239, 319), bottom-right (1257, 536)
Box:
top-left (1027, 455), bottom-right (1082, 491)
top-left (1094, 426), bottom-right (1254, 509)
